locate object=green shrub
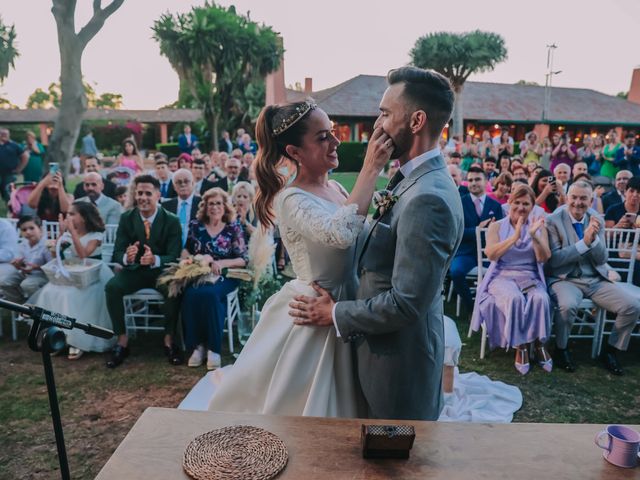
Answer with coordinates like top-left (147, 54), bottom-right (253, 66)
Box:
top-left (156, 142), bottom-right (181, 158)
top-left (335, 142), bottom-right (366, 172)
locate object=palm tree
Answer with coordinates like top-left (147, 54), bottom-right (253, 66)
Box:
top-left (0, 16), bottom-right (19, 84)
top-left (411, 31), bottom-right (507, 135)
top-left (153, 3), bottom-right (283, 149)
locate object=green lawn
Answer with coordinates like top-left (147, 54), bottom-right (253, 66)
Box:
top-left (2, 171), bottom-right (640, 478)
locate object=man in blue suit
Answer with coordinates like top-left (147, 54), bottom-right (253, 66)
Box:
top-left (178, 125), bottom-right (198, 154)
top-left (450, 165), bottom-right (504, 312)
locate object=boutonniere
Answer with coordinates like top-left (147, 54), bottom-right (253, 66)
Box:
top-left (372, 189), bottom-right (399, 220)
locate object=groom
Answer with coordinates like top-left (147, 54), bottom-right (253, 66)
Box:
top-left (289, 66), bottom-right (463, 420)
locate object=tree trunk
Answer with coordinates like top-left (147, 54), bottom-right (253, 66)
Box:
top-left (203, 102), bottom-right (218, 153)
top-left (46, 44), bottom-right (86, 176)
top-left (451, 83), bottom-right (465, 137)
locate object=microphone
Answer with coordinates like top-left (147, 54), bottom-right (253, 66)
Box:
top-left (0, 298), bottom-right (114, 339)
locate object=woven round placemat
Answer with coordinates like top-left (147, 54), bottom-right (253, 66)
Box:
top-left (183, 425), bottom-right (288, 480)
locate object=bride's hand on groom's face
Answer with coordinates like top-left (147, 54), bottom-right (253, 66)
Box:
top-left (289, 283), bottom-right (335, 327)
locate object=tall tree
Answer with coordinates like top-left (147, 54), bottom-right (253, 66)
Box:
top-left (47, 0), bottom-right (124, 175)
top-left (0, 16), bottom-right (19, 84)
top-left (411, 30), bottom-right (507, 135)
top-left (152, 2), bottom-right (283, 149)
top-left (26, 81), bottom-right (123, 109)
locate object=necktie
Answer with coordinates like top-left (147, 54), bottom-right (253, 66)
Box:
top-left (143, 219), bottom-right (151, 240)
top-left (161, 182), bottom-right (167, 197)
top-left (228, 179), bottom-right (235, 193)
top-left (573, 222), bottom-right (584, 240)
top-left (474, 196), bottom-right (483, 217)
top-left (179, 201), bottom-right (189, 246)
top-left (386, 170), bottom-right (405, 191)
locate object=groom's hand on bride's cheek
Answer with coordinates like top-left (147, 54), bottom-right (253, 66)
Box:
top-left (289, 283), bottom-right (335, 327)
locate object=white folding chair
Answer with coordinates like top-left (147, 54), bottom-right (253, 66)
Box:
top-left (123, 289), bottom-right (166, 337)
top-left (466, 226), bottom-right (490, 358)
top-left (225, 288), bottom-right (241, 353)
top-left (102, 224), bottom-right (119, 265)
top-left (42, 220), bottom-right (61, 240)
top-left (594, 228), bottom-right (640, 356)
top-left (8, 217), bottom-right (19, 232)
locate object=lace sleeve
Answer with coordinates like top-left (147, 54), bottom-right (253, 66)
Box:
top-left (276, 189), bottom-right (365, 249)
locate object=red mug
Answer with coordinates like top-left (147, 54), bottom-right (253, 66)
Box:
top-left (594, 425), bottom-right (640, 468)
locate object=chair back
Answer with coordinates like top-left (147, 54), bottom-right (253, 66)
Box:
top-left (604, 227), bottom-right (640, 283)
top-left (102, 223), bottom-right (119, 264)
top-left (475, 226), bottom-right (490, 284)
top-left (42, 221), bottom-right (61, 241)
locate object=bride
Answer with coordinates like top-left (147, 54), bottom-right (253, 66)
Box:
top-left (201, 99), bottom-right (393, 417)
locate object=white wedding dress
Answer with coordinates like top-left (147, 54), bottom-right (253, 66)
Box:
top-left (199, 185), bottom-right (365, 417)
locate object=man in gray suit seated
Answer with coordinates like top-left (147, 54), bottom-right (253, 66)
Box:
top-left (289, 67), bottom-right (464, 420)
top-left (546, 180), bottom-right (640, 375)
top-left (76, 172), bottom-right (122, 225)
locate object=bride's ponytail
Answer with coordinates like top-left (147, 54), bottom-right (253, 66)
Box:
top-left (254, 99), bottom-right (317, 229)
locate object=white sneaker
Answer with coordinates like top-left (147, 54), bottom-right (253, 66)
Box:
top-left (188, 346), bottom-right (205, 367)
top-left (207, 350), bottom-right (221, 370)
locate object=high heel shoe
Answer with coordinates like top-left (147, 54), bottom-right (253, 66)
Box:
top-left (514, 347), bottom-right (530, 375)
top-left (535, 346), bottom-right (553, 373)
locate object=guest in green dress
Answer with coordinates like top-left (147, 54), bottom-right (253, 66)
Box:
top-left (601, 130), bottom-right (623, 179)
top-left (21, 131), bottom-right (45, 183)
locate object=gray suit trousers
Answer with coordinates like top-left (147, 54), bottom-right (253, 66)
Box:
top-left (549, 277), bottom-right (640, 350)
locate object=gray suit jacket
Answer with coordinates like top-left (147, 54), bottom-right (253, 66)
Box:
top-left (334, 154), bottom-right (464, 420)
top-left (544, 206), bottom-right (608, 285)
top-left (78, 195), bottom-right (122, 226)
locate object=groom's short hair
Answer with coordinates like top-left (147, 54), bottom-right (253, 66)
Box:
top-left (387, 67), bottom-right (454, 140)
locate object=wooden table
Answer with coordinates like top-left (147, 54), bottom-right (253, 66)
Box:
top-left (96, 407), bottom-right (638, 479)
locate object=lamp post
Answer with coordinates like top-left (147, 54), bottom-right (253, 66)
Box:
top-left (542, 44), bottom-right (561, 124)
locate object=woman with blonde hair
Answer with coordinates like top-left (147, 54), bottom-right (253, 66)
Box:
top-left (204, 98), bottom-right (391, 416)
top-left (471, 184), bottom-right (552, 374)
top-left (231, 181), bottom-right (257, 241)
top-left (182, 188), bottom-right (248, 370)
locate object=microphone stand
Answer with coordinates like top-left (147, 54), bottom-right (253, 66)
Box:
top-left (0, 298), bottom-right (114, 480)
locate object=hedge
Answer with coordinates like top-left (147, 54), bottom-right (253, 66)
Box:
top-left (156, 142), bottom-right (181, 158)
top-left (335, 142), bottom-right (366, 172)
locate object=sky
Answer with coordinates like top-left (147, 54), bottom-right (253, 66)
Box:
top-left (1, 0), bottom-right (638, 109)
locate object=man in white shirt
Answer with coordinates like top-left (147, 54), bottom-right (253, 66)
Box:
top-left (77, 172), bottom-right (122, 225)
top-left (162, 168), bottom-right (201, 246)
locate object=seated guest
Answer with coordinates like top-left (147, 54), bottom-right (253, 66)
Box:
top-left (76, 172), bottom-right (122, 225)
top-left (488, 172), bottom-right (512, 205)
top-left (178, 153), bottom-right (193, 170)
top-left (162, 168), bottom-right (201, 246)
top-left (450, 166), bottom-right (504, 313)
top-left (572, 173), bottom-right (604, 213)
top-left (498, 153), bottom-right (511, 174)
top-left (602, 170), bottom-right (631, 213)
top-left (546, 181), bottom-right (640, 375)
top-left (168, 157), bottom-right (179, 173)
top-left (0, 219), bottom-right (19, 275)
top-left (0, 216), bottom-right (50, 303)
top-left (115, 185), bottom-right (128, 209)
top-left (471, 185), bottom-right (552, 374)
top-left (605, 176), bottom-right (640, 285)
top-left (183, 188), bottom-right (247, 369)
top-left (191, 158), bottom-right (216, 195)
top-left (104, 175), bottom-right (183, 368)
top-left (72, 156), bottom-right (117, 199)
top-left (511, 164), bottom-right (528, 182)
top-left (572, 160), bottom-right (588, 180)
top-left (238, 133), bottom-right (257, 155)
top-left (213, 157), bottom-right (242, 193)
top-left (532, 169), bottom-right (564, 214)
top-left (218, 130), bottom-right (234, 154)
top-left (447, 164), bottom-right (467, 195)
top-left (154, 154), bottom-right (173, 199)
top-left (232, 181), bottom-right (257, 242)
top-left (482, 156), bottom-right (498, 182)
top-left (553, 163), bottom-right (571, 195)
top-left (27, 171), bottom-right (71, 221)
top-left (30, 202), bottom-right (115, 360)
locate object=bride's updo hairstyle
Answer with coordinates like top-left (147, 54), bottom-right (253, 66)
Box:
top-left (254, 98), bottom-right (317, 228)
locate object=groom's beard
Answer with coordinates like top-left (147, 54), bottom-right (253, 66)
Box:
top-left (389, 125), bottom-right (412, 160)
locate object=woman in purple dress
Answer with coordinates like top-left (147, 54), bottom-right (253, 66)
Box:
top-left (471, 184), bottom-right (552, 375)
